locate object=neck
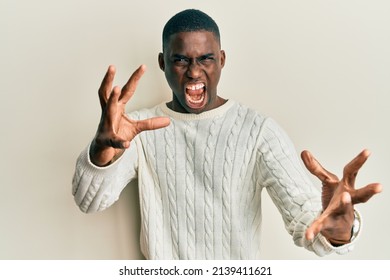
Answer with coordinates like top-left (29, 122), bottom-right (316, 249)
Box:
top-left (167, 95), bottom-right (227, 114)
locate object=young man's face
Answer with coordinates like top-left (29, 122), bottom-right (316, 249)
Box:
top-left (159, 31), bottom-right (226, 114)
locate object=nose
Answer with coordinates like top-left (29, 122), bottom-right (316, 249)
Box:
top-left (186, 59), bottom-right (202, 79)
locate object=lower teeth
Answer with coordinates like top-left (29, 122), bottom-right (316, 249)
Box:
top-left (188, 94), bottom-right (204, 104)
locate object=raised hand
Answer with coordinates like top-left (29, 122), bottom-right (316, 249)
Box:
top-left (90, 65), bottom-right (170, 166)
top-left (301, 149), bottom-right (382, 245)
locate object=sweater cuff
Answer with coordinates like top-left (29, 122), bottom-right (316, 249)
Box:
top-left (314, 209), bottom-right (362, 255)
top-left (76, 143), bottom-right (129, 178)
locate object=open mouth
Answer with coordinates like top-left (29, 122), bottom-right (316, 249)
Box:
top-left (185, 82), bottom-right (206, 108)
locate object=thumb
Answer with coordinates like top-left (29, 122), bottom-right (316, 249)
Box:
top-left (134, 117), bottom-right (171, 133)
top-left (306, 219), bottom-right (324, 241)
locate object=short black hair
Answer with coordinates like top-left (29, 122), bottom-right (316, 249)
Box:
top-left (162, 9), bottom-right (221, 51)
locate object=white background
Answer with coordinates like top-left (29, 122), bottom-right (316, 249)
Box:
top-left (1, 0), bottom-right (389, 259)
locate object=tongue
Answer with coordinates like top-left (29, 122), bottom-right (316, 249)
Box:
top-left (186, 87), bottom-right (204, 101)
top-left (188, 93), bottom-right (203, 101)
top-left (186, 87), bottom-right (205, 107)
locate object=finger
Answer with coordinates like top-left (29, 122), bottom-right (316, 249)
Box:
top-left (98, 65), bottom-right (116, 109)
top-left (106, 86), bottom-right (121, 116)
top-left (95, 130), bottom-right (130, 149)
top-left (306, 192), bottom-right (351, 241)
top-left (109, 135), bottom-right (130, 149)
top-left (305, 219), bottom-right (324, 241)
top-left (341, 191), bottom-right (352, 205)
top-left (322, 191), bottom-right (351, 217)
top-left (119, 64), bottom-right (147, 104)
top-left (103, 86), bottom-right (122, 131)
top-left (100, 135), bottom-right (129, 149)
top-left (134, 116), bottom-right (171, 133)
top-left (352, 183), bottom-right (382, 204)
top-left (343, 149), bottom-right (370, 187)
top-left (301, 150), bottom-right (338, 183)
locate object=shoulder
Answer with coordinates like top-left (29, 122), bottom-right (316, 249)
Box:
top-left (230, 101), bottom-right (292, 140)
top-left (230, 100), bottom-right (269, 127)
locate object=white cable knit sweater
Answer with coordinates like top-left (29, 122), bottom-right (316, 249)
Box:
top-left (72, 100), bottom-right (359, 259)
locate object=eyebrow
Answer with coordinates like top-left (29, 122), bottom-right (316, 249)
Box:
top-left (172, 54), bottom-right (188, 60)
top-left (172, 53), bottom-right (215, 60)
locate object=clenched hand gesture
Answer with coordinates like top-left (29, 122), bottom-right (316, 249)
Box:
top-left (90, 65), bottom-right (170, 166)
top-left (301, 149), bottom-right (382, 245)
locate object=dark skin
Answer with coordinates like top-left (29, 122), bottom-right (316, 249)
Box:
top-left (90, 30), bottom-right (382, 245)
top-left (158, 31), bottom-right (226, 114)
top-left (301, 149), bottom-right (382, 244)
top-left (90, 64), bottom-right (170, 166)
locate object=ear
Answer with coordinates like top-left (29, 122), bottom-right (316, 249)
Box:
top-left (158, 53), bottom-right (165, 71)
top-left (220, 50), bottom-right (226, 68)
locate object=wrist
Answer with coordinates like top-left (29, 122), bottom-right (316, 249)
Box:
top-left (326, 210), bottom-right (361, 247)
top-left (89, 139), bottom-right (117, 166)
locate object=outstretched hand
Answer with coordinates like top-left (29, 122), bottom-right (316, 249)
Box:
top-left (90, 65), bottom-right (170, 166)
top-left (301, 149), bottom-right (382, 245)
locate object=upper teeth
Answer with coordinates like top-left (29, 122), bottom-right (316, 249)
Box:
top-left (187, 83), bottom-right (204, 90)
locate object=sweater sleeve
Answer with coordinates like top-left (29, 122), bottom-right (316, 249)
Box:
top-left (71, 139), bottom-right (139, 213)
top-left (256, 117), bottom-right (361, 256)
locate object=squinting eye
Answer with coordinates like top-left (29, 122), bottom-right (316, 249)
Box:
top-left (199, 56), bottom-right (215, 63)
top-left (174, 58), bottom-right (189, 65)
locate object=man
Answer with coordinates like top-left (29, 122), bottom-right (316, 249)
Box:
top-left (72, 9), bottom-right (381, 259)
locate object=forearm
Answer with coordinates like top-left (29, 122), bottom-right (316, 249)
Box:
top-left (257, 117), bottom-right (360, 256)
top-left (72, 140), bottom-right (138, 213)
top-left (264, 156), bottom-right (361, 256)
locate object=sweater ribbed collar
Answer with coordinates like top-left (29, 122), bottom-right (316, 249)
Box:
top-left (159, 99), bottom-right (235, 121)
